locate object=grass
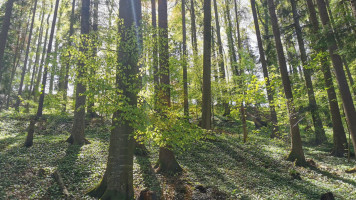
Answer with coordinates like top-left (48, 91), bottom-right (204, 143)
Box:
top-left (1, 111), bottom-right (356, 199)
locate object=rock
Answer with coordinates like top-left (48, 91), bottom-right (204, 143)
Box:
top-left (320, 192), bottom-right (335, 200)
top-left (137, 189), bottom-right (157, 200)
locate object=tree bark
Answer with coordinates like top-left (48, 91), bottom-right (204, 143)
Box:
top-left (314, 0), bottom-right (356, 155)
top-left (14, 0), bottom-right (38, 111)
top-left (69, 0), bottom-right (90, 146)
top-left (87, 0), bottom-right (141, 198)
top-left (267, 0), bottom-right (306, 165)
top-left (202, 0), bottom-right (212, 130)
top-left (250, 0), bottom-right (279, 137)
top-left (0, 0), bottom-right (15, 86)
top-left (24, 0), bottom-right (61, 148)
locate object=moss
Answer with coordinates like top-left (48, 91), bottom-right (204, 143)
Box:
top-left (86, 179), bottom-right (107, 198)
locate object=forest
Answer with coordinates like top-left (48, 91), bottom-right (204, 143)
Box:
top-left (0, 0), bottom-right (356, 199)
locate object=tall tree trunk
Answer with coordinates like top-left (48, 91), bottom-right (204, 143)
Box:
top-left (87, 0), bottom-right (99, 118)
top-left (68, 0), bottom-right (90, 145)
top-left (15, 0), bottom-right (38, 111)
top-left (63, 0), bottom-right (76, 112)
top-left (33, 6), bottom-right (51, 102)
top-left (152, 0), bottom-right (159, 109)
top-left (233, 0), bottom-right (248, 142)
top-left (325, 0), bottom-right (356, 97)
top-left (202, 0), bottom-right (212, 130)
top-left (29, 2), bottom-right (46, 96)
top-left (259, 0), bottom-right (277, 68)
top-left (156, 0), bottom-right (182, 174)
top-left (213, 0), bottom-right (229, 116)
top-left (50, 8), bottom-right (63, 95)
top-left (0, 0), bottom-right (15, 86)
top-left (233, 0), bottom-right (241, 62)
top-left (24, 0), bottom-right (61, 148)
top-left (190, 0), bottom-right (198, 54)
top-left (190, 0), bottom-right (199, 115)
top-left (290, 0), bottom-right (327, 144)
top-left (306, 0), bottom-right (347, 156)
top-left (182, 0), bottom-right (189, 117)
top-left (224, 0), bottom-right (248, 141)
top-left (267, 0), bottom-right (306, 165)
top-left (87, 0), bottom-right (141, 198)
top-left (224, 1), bottom-right (238, 75)
top-left (314, 0), bottom-right (356, 154)
top-left (250, 0), bottom-right (279, 137)
top-left (6, 4), bottom-right (26, 109)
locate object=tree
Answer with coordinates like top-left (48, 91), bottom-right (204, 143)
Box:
top-left (24, 0), bottom-right (61, 148)
top-left (201, 0), bottom-right (212, 130)
top-left (152, 0), bottom-right (159, 108)
top-left (250, 0), bottom-right (279, 137)
top-left (213, 0), bottom-right (229, 116)
top-left (29, 1), bottom-right (46, 97)
top-left (5, 1), bottom-right (28, 109)
top-left (305, 0), bottom-right (347, 156)
top-left (63, 0), bottom-right (76, 112)
top-left (14, 0), bottom-right (38, 111)
top-left (267, 0), bottom-right (306, 165)
top-left (190, 0), bottom-right (198, 55)
top-left (87, 0), bottom-right (141, 198)
top-left (49, 4), bottom-right (64, 95)
top-left (87, 0), bottom-right (99, 118)
top-left (32, 3), bottom-right (51, 102)
top-left (0, 0), bottom-right (15, 87)
top-left (155, 0), bottom-right (183, 173)
top-left (223, 0), bottom-right (248, 142)
top-left (290, 0), bottom-right (327, 144)
top-left (314, 0), bottom-right (356, 155)
top-left (182, 0), bottom-right (188, 117)
top-left (68, 0), bottom-right (90, 145)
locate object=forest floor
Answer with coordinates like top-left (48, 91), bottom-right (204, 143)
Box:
top-left (1, 111), bottom-right (356, 200)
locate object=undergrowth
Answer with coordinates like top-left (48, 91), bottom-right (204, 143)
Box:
top-left (0, 112), bottom-right (355, 199)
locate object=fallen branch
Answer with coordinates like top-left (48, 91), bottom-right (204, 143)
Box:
top-left (53, 170), bottom-right (70, 197)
